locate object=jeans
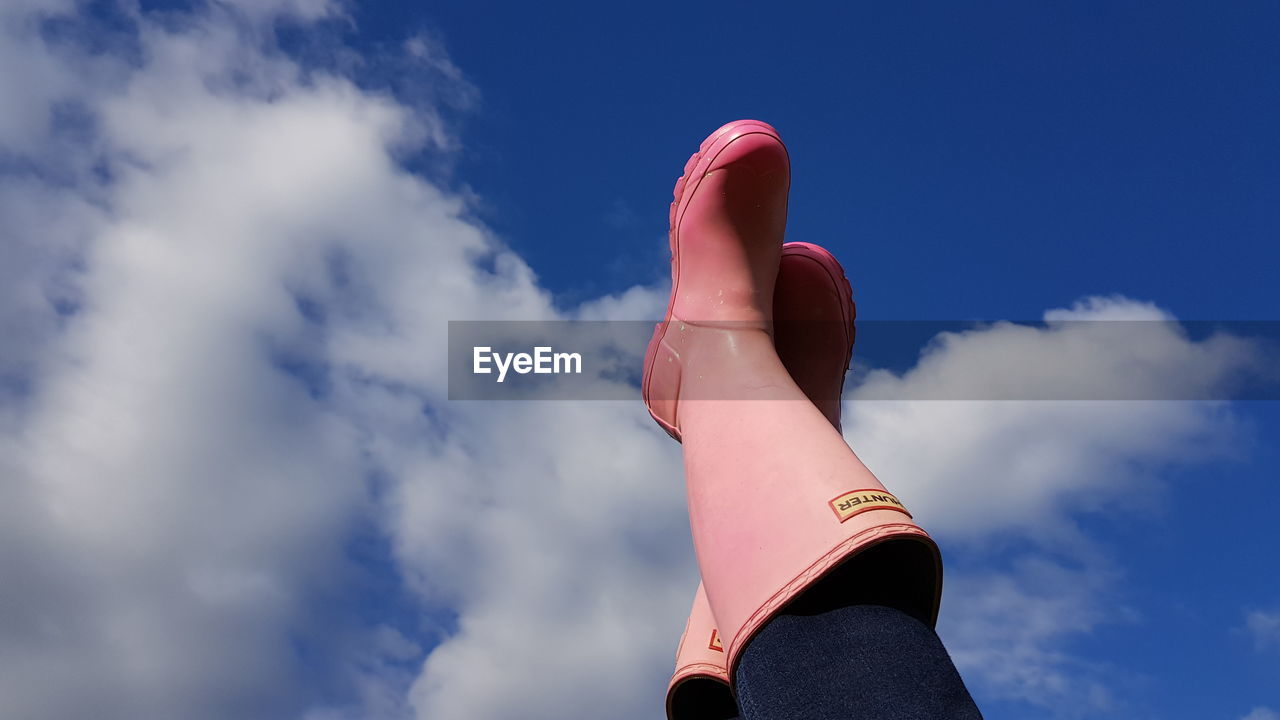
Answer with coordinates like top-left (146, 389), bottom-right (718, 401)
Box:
top-left (674, 538), bottom-right (982, 720)
top-left (733, 603), bottom-right (983, 719)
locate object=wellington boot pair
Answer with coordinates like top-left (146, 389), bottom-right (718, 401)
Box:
top-left (642, 122), bottom-right (941, 718)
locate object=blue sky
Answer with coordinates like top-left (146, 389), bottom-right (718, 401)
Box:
top-left (383, 1), bottom-right (1280, 319)
top-left (1, 2), bottom-right (1277, 719)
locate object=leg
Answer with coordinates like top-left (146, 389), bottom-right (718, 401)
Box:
top-left (734, 546), bottom-right (982, 719)
top-left (736, 605), bottom-right (982, 720)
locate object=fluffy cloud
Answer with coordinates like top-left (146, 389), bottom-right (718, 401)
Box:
top-left (941, 559), bottom-right (1122, 713)
top-left (0, 4), bottom-right (679, 719)
top-left (0, 3), bottom-right (513, 718)
top-left (847, 306), bottom-right (1251, 539)
top-left (1246, 610), bottom-right (1280, 651)
top-left (0, 2), bottom-right (1266, 720)
top-left (840, 300), bottom-right (1254, 709)
top-left (1243, 708), bottom-right (1280, 720)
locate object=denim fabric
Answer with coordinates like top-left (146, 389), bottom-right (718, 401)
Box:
top-left (733, 604), bottom-right (983, 720)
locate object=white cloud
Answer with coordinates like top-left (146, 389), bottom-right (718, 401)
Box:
top-left (0, 3), bottom-right (682, 719)
top-left (843, 298), bottom-right (1256, 708)
top-left (940, 559), bottom-right (1125, 713)
top-left (215, 0), bottom-right (345, 23)
top-left (1246, 610), bottom-right (1280, 651)
top-left (1243, 708), bottom-right (1280, 720)
top-left (0, 2), bottom-right (1267, 720)
top-left (0, 2), bottom-right (501, 718)
top-left (0, 1), bottom-right (79, 151)
top-left (846, 298), bottom-right (1253, 541)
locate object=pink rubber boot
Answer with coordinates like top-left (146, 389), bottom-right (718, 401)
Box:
top-left (642, 119), bottom-right (789, 441)
top-left (643, 120), bottom-right (942, 699)
top-left (666, 241), bottom-right (858, 719)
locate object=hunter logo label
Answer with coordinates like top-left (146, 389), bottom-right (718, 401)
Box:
top-left (829, 490), bottom-right (912, 522)
top-left (708, 629), bottom-right (723, 652)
